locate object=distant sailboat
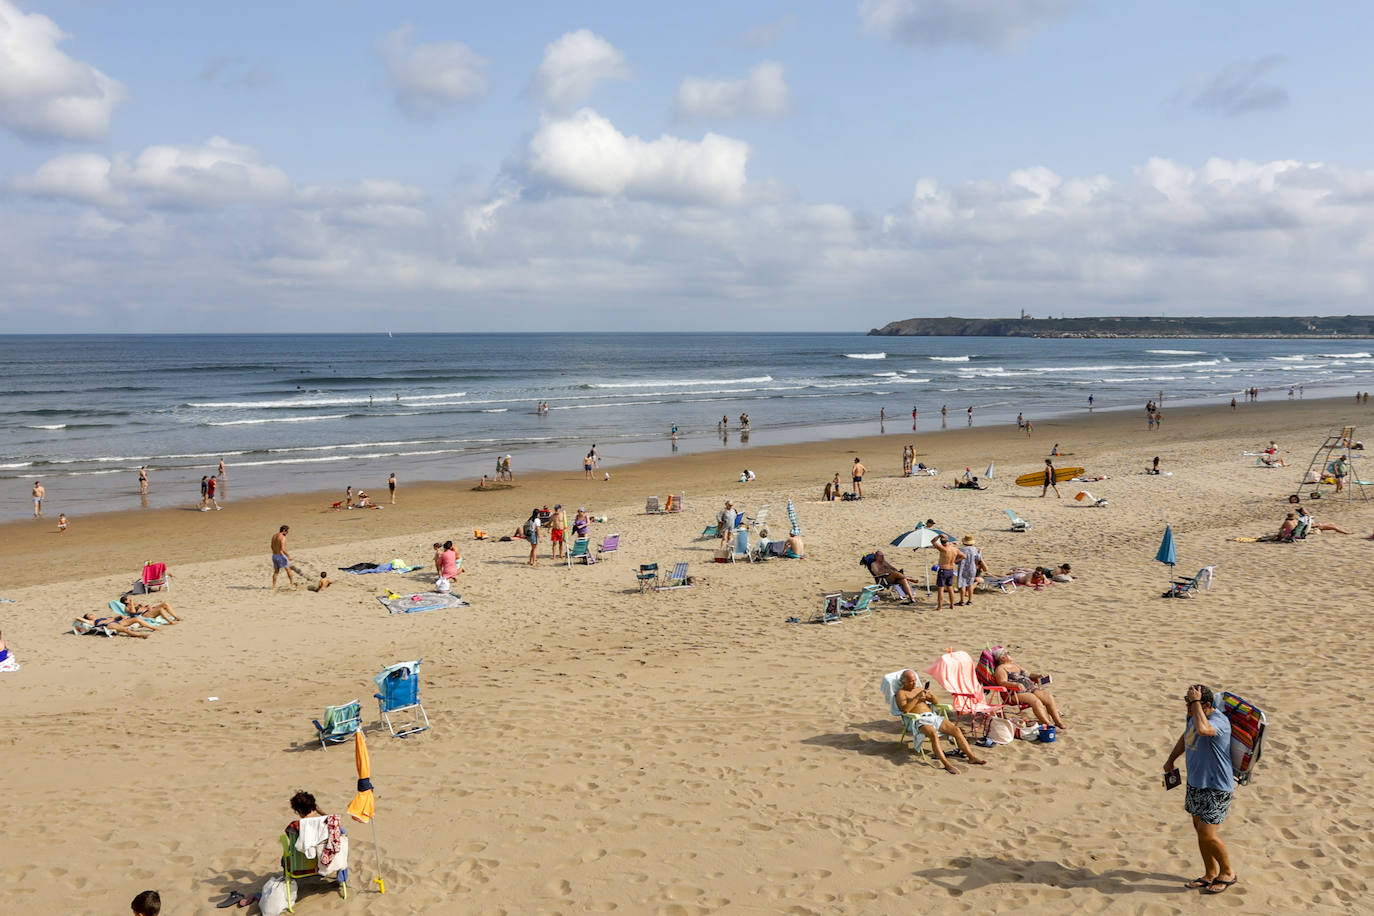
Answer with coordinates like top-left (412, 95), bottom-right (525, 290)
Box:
top-left (388, 331), bottom-right (393, 338)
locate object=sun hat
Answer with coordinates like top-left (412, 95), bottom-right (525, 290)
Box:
top-left (962, 534), bottom-right (975, 545)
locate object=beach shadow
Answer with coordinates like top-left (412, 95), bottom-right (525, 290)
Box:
top-left (801, 729), bottom-right (919, 766)
top-left (911, 857), bottom-right (1180, 897)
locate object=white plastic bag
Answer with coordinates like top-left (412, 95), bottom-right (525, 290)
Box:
top-left (434, 577), bottom-right (451, 593)
top-left (259, 876), bottom-right (297, 916)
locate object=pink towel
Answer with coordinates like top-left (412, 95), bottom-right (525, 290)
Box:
top-left (142, 563), bottom-right (166, 583)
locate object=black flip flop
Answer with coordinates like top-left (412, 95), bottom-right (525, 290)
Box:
top-left (1203, 876), bottom-right (1238, 894)
top-left (1184, 876), bottom-right (1214, 889)
top-left (217, 890), bottom-right (245, 908)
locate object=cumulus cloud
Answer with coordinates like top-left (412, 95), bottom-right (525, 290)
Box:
top-left (526, 108), bottom-right (750, 205)
top-left (1170, 56), bottom-right (1289, 118)
top-left (859, 0), bottom-right (1076, 49)
top-left (7, 155), bottom-right (1374, 330)
top-left (379, 25), bottom-right (487, 118)
top-left (0, 0), bottom-right (127, 141)
top-left (11, 151), bottom-right (123, 206)
top-left (530, 29), bottom-right (631, 113)
top-left (119, 136), bottom-right (293, 206)
top-left (675, 61), bottom-right (790, 120)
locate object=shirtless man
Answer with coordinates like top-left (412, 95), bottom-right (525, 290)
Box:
top-left (851, 458), bottom-right (866, 498)
top-left (865, 550), bottom-right (916, 603)
top-left (894, 670), bottom-right (987, 774)
top-left (932, 535), bottom-right (965, 610)
top-left (1041, 458), bottom-right (1061, 498)
top-left (784, 530), bottom-right (805, 558)
top-left (270, 525), bottom-right (296, 589)
top-left (32, 481), bottom-right (45, 518)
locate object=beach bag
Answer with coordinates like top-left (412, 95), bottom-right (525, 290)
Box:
top-left (986, 717), bottom-right (1015, 745)
top-left (523, 519), bottom-right (537, 539)
top-left (259, 876), bottom-right (296, 916)
top-left (434, 577), bottom-right (451, 594)
top-left (976, 647), bottom-right (1000, 688)
top-left (1016, 723), bottom-right (1041, 742)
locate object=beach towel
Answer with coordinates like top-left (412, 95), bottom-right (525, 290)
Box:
top-left (377, 591), bottom-right (469, 615)
top-left (341, 561), bottom-right (421, 574)
top-left (0, 648), bottom-right (18, 672)
top-left (296, 816), bottom-right (329, 858)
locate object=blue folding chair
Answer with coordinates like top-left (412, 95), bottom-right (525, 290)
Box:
top-left (374, 660), bottom-right (430, 738)
top-left (312, 699), bottom-right (362, 749)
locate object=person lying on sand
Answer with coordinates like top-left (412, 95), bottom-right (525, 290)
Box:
top-left (119, 594), bottom-right (182, 623)
top-left (992, 647), bottom-right (1067, 730)
top-left (894, 670), bottom-right (987, 774)
top-left (865, 551), bottom-right (916, 603)
top-left (78, 612), bottom-right (155, 638)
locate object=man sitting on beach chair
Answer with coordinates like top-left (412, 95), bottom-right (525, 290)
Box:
top-left (893, 670), bottom-right (987, 774)
top-left (862, 551), bottom-right (916, 604)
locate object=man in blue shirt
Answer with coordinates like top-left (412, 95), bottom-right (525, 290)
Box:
top-left (1163, 684), bottom-right (1238, 894)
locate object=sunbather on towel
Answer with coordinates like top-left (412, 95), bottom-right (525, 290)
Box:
top-left (992, 648), bottom-right (1067, 730)
top-left (120, 594), bottom-right (182, 623)
top-left (894, 670), bottom-right (987, 774)
top-left (78, 612), bottom-right (154, 638)
top-left (865, 551), bottom-right (916, 603)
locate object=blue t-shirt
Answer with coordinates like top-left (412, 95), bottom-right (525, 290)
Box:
top-left (1184, 708), bottom-right (1234, 791)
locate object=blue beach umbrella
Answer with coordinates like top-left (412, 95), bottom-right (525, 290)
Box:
top-left (1155, 524), bottom-right (1176, 572)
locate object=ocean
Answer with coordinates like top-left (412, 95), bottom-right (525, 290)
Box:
top-left (4, 332), bottom-right (1372, 520)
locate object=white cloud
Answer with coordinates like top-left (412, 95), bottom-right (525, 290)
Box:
top-left (859, 0), bottom-right (1076, 49)
top-left (530, 29), bottom-right (630, 113)
top-left (11, 151), bottom-right (123, 206)
top-left (379, 25), bottom-right (487, 118)
top-left (0, 0), bottom-right (127, 141)
top-left (119, 136), bottom-right (292, 206)
top-left (527, 108), bottom-right (750, 205)
top-left (675, 61), bottom-right (790, 120)
top-left (738, 15), bottom-right (796, 49)
top-left (7, 155), bottom-right (1374, 330)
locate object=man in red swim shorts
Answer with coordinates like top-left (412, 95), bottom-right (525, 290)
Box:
top-left (549, 504), bottom-right (567, 559)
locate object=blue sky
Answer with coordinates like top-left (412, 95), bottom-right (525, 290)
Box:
top-left (3, 1), bottom-right (1373, 331)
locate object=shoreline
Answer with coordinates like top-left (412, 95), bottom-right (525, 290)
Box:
top-left (2, 394), bottom-right (1363, 589)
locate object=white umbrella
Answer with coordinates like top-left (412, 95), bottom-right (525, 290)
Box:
top-left (890, 527), bottom-right (948, 550)
top-left (985, 460), bottom-right (995, 479)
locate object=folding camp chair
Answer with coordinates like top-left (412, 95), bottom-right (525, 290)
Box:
top-left (1003, 509), bottom-right (1031, 532)
top-left (281, 818), bottom-right (348, 911)
top-left (374, 660), bottom-right (429, 738)
top-left (72, 618), bottom-right (116, 637)
top-left (697, 523), bottom-right (720, 540)
top-left (645, 496), bottom-right (662, 514)
top-left (842, 584), bottom-right (880, 618)
top-left (596, 534), bottom-right (620, 560)
top-left (566, 537), bottom-right (594, 566)
top-left (656, 562), bottom-right (690, 589)
top-left (924, 649), bottom-right (1009, 739)
top-left (730, 527), bottom-right (751, 562)
top-left (665, 492), bottom-right (684, 513)
top-left (1220, 691), bottom-right (1267, 785)
top-left (1165, 565), bottom-right (1217, 598)
top-left (311, 700), bottom-right (362, 750)
top-left (879, 670), bottom-right (957, 761)
top-left (977, 575), bottom-right (1017, 595)
top-left (140, 561), bottom-right (170, 592)
top-left (745, 504), bottom-right (771, 530)
top-left (636, 563), bottom-right (660, 592)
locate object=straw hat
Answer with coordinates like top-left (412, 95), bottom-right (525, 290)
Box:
top-left (962, 534), bottom-right (976, 545)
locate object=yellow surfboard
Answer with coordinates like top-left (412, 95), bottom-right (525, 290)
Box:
top-left (1015, 466), bottom-right (1085, 487)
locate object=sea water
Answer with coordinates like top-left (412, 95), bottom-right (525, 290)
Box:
top-left (3, 332), bottom-right (1371, 518)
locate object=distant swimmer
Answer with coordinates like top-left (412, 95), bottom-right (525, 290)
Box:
top-left (218, 458), bottom-right (225, 478)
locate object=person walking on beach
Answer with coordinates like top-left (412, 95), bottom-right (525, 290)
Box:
top-left (206, 474), bottom-right (221, 510)
top-left (388, 472), bottom-right (397, 504)
top-left (139, 466), bottom-right (148, 495)
top-left (1163, 684), bottom-right (1239, 895)
top-left (198, 476), bottom-right (208, 509)
top-left (851, 458), bottom-right (866, 498)
top-left (503, 455), bottom-right (513, 481)
top-left (32, 480), bottom-right (45, 517)
top-left (270, 525), bottom-right (296, 589)
top-left (1024, 419), bottom-right (1033, 437)
top-left (58, 513), bottom-right (68, 532)
top-left (1088, 394), bottom-right (1094, 411)
top-left (1042, 458), bottom-right (1061, 498)
top-left (524, 509), bottom-right (541, 566)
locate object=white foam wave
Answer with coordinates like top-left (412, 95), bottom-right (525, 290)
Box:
top-left (398, 391), bottom-right (468, 401)
top-left (1319, 352), bottom-right (1372, 359)
top-left (844, 353), bottom-right (886, 360)
top-left (0, 461), bottom-right (32, 468)
top-left (481, 408), bottom-right (509, 413)
top-left (1270, 356), bottom-right (1305, 361)
top-left (1146, 349), bottom-right (1205, 355)
top-left (590, 375), bottom-right (773, 388)
top-left (872, 372), bottom-right (900, 377)
top-left (26, 424), bottom-right (67, 429)
top-left (208, 415), bottom-right (347, 426)
top-left (188, 391), bottom-right (468, 409)
top-left (928, 355), bottom-right (970, 362)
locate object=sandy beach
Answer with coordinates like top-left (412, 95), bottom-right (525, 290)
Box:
top-left (3, 398), bottom-right (1372, 914)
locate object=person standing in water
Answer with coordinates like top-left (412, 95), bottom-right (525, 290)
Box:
top-left (139, 466), bottom-right (149, 495)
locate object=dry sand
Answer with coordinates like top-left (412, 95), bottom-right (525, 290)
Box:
top-left (3, 399), bottom-right (1372, 914)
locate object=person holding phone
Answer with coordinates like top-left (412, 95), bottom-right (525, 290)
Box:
top-left (894, 671), bottom-right (987, 775)
top-left (1162, 684), bottom-right (1238, 894)
top-left (992, 648), bottom-right (1067, 730)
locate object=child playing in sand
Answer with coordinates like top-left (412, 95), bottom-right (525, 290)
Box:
top-left (308, 571), bottom-right (331, 592)
top-left (58, 513), bottom-right (68, 532)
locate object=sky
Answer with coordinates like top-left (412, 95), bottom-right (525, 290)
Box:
top-left (2, 0), bottom-right (1373, 332)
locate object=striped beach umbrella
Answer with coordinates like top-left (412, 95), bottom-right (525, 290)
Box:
top-left (786, 499), bottom-right (800, 535)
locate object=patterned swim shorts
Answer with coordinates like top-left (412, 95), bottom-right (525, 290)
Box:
top-left (1184, 785), bottom-right (1232, 824)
